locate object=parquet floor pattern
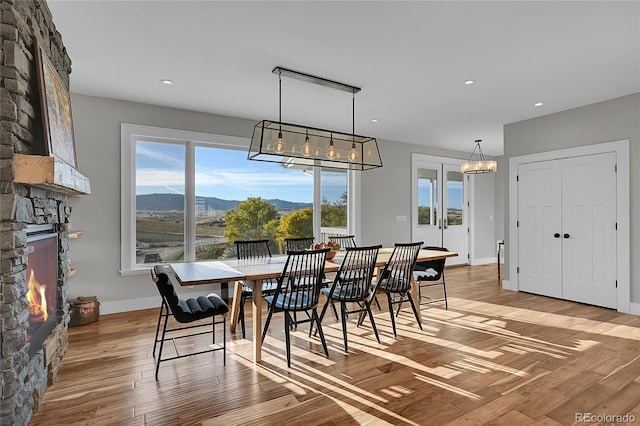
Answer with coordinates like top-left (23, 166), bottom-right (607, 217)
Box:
top-left (30, 264), bottom-right (640, 425)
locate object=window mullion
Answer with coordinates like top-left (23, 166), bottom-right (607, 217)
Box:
top-left (184, 141), bottom-right (196, 261)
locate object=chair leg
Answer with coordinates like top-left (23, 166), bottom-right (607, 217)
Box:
top-left (153, 302), bottom-right (165, 356)
top-left (442, 279), bottom-right (448, 310)
top-left (155, 311), bottom-right (170, 381)
top-left (222, 316), bottom-right (227, 365)
top-left (284, 312), bottom-right (292, 368)
top-left (313, 297), bottom-right (331, 337)
top-left (331, 301), bottom-right (339, 321)
top-left (386, 293), bottom-right (397, 338)
top-left (365, 301), bottom-right (381, 344)
top-left (340, 301), bottom-right (349, 352)
top-left (239, 293), bottom-right (247, 339)
top-left (407, 292), bottom-right (423, 330)
top-left (374, 296), bottom-right (382, 311)
top-left (261, 305), bottom-right (274, 344)
top-left (312, 309), bottom-right (329, 357)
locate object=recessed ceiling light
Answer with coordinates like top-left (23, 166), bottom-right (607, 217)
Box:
top-left (534, 102), bottom-right (544, 107)
top-left (371, 119), bottom-right (378, 123)
top-left (464, 80), bottom-right (475, 85)
top-left (161, 79), bottom-right (173, 85)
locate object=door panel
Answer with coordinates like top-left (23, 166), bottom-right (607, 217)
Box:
top-left (562, 153), bottom-right (616, 308)
top-left (518, 160), bottom-right (562, 298)
top-left (413, 158), bottom-right (468, 266)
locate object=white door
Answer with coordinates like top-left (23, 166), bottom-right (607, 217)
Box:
top-left (562, 153), bottom-right (617, 308)
top-left (518, 160), bottom-right (563, 298)
top-left (412, 157), bottom-right (468, 265)
top-left (517, 153), bottom-right (617, 308)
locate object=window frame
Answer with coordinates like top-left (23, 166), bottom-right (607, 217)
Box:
top-left (121, 123), bottom-right (359, 275)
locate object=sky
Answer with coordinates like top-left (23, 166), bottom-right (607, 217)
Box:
top-left (135, 140), bottom-right (346, 203)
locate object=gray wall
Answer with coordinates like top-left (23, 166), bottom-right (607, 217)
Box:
top-left (502, 92), bottom-right (639, 303)
top-left (68, 93), bottom-right (496, 313)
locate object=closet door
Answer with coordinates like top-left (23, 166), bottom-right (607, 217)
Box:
top-left (517, 160), bottom-right (563, 298)
top-left (562, 153), bottom-right (617, 308)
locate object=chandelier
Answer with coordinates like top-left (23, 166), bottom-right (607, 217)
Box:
top-left (248, 67), bottom-right (382, 171)
top-left (460, 139), bottom-right (497, 174)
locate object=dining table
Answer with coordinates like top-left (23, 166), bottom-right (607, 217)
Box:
top-left (169, 248), bottom-right (457, 363)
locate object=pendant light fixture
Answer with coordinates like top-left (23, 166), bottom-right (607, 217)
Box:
top-left (460, 139), bottom-right (497, 174)
top-left (248, 67), bottom-right (382, 171)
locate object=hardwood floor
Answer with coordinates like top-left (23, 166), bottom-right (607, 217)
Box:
top-left (30, 264), bottom-right (640, 425)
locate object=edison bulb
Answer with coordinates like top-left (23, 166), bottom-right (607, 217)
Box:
top-left (273, 133), bottom-right (286, 153)
top-left (326, 142), bottom-right (337, 159)
top-left (348, 144), bottom-right (359, 162)
top-left (301, 137), bottom-right (313, 157)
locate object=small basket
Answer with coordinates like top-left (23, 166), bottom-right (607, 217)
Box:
top-left (68, 296), bottom-right (100, 327)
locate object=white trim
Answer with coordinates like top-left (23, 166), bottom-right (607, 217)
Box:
top-left (472, 257), bottom-right (497, 266)
top-left (508, 139), bottom-right (630, 312)
top-left (629, 303), bottom-right (640, 316)
top-left (120, 123), bottom-right (251, 274)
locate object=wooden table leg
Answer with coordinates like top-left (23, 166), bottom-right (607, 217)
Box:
top-left (229, 280), bottom-right (243, 333)
top-left (249, 279), bottom-right (263, 363)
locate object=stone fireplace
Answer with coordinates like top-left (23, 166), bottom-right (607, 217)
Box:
top-left (1, 1), bottom-right (90, 424)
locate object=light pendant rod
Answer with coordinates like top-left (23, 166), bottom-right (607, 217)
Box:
top-left (273, 66), bottom-right (361, 94)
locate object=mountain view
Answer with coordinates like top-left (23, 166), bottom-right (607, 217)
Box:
top-left (136, 193), bottom-right (312, 212)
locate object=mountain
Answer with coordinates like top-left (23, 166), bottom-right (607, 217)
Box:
top-left (136, 193), bottom-right (312, 211)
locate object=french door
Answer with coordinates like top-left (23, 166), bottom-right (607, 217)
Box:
top-left (411, 155), bottom-right (468, 266)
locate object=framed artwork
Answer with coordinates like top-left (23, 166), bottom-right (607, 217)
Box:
top-left (35, 38), bottom-right (77, 168)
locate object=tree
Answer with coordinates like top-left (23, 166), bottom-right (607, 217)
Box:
top-left (223, 197), bottom-right (279, 243)
top-left (321, 191), bottom-right (347, 227)
top-left (277, 207), bottom-right (313, 251)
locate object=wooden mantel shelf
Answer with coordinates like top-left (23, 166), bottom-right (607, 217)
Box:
top-left (12, 154), bottom-right (91, 196)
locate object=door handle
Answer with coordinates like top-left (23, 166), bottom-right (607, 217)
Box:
top-left (438, 219), bottom-right (442, 230)
top-left (554, 233), bottom-right (560, 238)
top-left (563, 233), bottom-right (570, 239)
top-left (443, 219), bottom-right (448, 229)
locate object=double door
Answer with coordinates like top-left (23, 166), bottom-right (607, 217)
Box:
top-left (517, 152), bottom-right (617, 308)
top-left (412, 157), bottom-right (468, 266)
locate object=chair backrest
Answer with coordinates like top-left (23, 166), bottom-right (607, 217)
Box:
top-left (151, 265), bottom-right (192, 323)
top-left (415, 246), bottom-right (448, 281)
top-left (235, 239), bottom-right (272, 259)
top-left (272, 248), bottom-right (330, 311)
top-left (330, 245), bottom-right (382, 300)
top-left (327, 235), bottom-right (357, 249)
top-left (376, 242), bottom-right (423, 293)
top-left (285, 237), bottom-right (315, 252)
top-left (151, 265), bottom-right (227, 323)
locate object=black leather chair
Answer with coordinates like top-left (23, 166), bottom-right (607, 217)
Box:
top-left (234, 239), bottom-right (277, 338)
top-left (151, 265), bottom-right (228, 380)
top-left (317, 245), bottom-right (382, 352)
top-left (414, 246), bottom-right (449, 309)
top-left (369, 242), bottom-right (423, 337)
top-left (261, 248), bottom-right (330, 367)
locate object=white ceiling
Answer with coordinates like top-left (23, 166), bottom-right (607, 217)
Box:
top-left (47, 1), bottom-right (639, 156)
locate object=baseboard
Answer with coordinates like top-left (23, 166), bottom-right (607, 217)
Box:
top-left (502, 280), bottom-right (516, 291)
top-left (629, 302), bottom-right (640, 316)
top-left (472, 257), bottom-right (497, 265)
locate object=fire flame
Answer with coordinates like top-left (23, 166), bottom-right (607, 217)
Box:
top-left (27, 269), bottom-right (48, 322)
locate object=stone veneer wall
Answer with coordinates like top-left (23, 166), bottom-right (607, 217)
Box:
top-left (1, 1), bottom-right (74, 425)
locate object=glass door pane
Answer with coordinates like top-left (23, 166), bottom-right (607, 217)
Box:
top-left (418, 167), bottom-right (438, 226)
top-left (446, 170), bottom-right (464, 226)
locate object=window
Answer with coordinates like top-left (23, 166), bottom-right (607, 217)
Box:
top-left (121, 124), bottom-right (355, 274)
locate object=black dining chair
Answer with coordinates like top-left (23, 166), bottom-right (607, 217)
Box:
top-left (261, 247), bottom-right (330, 367)
top-left (151, 265), bottom-right (228, 380)
top-left (326, 235), bottom-right (357, 249)
top-left (285, 237), bottom-right (315, 252)
top-left (369, 242), bottom-right (423, 338)
top-left (413, 246), bottom-right (449, 309)
top-left (234, 239), bottom-right (278, 338)
top-left (316, 245), bottom-right (382, 352)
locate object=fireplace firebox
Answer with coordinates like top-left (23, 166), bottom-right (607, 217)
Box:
top-left (26, 224), bottom-right (59, 359)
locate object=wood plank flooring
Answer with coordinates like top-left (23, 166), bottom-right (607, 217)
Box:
top-left (29, 264), bottom-right (640, 425)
